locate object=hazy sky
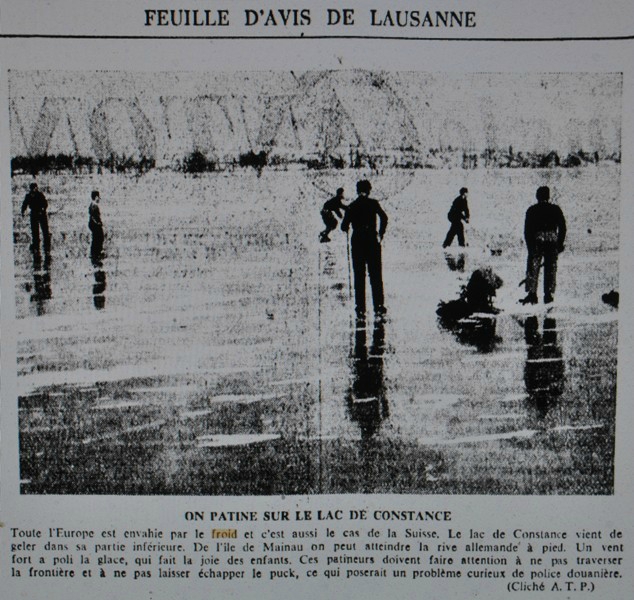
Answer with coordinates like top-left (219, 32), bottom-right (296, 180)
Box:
top-left (9, 70), bottom-right (622, 160)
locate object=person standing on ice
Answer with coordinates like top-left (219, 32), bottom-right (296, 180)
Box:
top-left (520, 186), bottom-right (567, 305)
top-left (88, 190), bottom-right (105, 264)
top-left (319, 187), bottom-right (347, 243)
top-left (341, 180), bottom-right (388, 323)
top-left (442, 187), bottom-right (470, 248)
top-left (21, 182), bottom-right (51, 258)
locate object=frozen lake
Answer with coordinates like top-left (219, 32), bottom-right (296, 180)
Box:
top-left (12, 165), bottom-right (619, 494)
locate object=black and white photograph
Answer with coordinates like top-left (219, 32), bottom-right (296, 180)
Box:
top-left (10, 70), bottom-right (620, 496)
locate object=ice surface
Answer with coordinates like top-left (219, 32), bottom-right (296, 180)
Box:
top-left (13, 166), bottom-right (618, 494)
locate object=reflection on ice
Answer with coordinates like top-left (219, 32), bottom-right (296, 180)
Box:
top-left (444, 251), bottom-right (465, 272)
top-left (347, 320), bottom-right (388, 439)
top-left (437, 312), bottom-right (501, 353)
top-left (524, 316), bottom-right (565, 419)
top-left (93, 269), bottom-right (106, 310)
top-left (29, 253), bottom-right (52, 316)
top-left (196, 433), bottom-right (280, 447)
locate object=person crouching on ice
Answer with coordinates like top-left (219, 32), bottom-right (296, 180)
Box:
top-left (319, 187), bottom-right (346, 243)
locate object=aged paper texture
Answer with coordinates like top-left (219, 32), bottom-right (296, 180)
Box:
top-left (1, 1), bottom-right (633, 598)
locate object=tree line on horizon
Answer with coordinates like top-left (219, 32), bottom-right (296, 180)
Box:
top-left (10, 145), bottom-right (621, 176)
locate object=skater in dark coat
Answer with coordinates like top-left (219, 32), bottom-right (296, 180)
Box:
top-left (88, 190), bottom-right (104, 264)
top-left (319, 187), bottom-right (346, 242)
top-left (442, 187), bottom-right (470, 248)
top-left (21, 182), bottom-right (51, 257)
top-left (520, 186), bottom-right (566, 305)
top-left (341, 180), bottom-right (388, 322)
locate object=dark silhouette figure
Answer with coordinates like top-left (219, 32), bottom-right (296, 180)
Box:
top-left (89, 190), bottom-right (104, 265)
top-left (436, 268), bottom-right (503, 352)
top-left (442, 187), bottom-right (469, 248)
top-left (520, 186), bottom-right (566, 305)
top-left (437, 268), bottom-right (503, 321)
top-left (602, 290), bottom-right (619, 308)
top-left (347, 320), bottom-right (388, 438)
top-left (93, 269), bottom-right (107, 310)
top-left (319, 188), bottom-right (346, 243)
top-left (21, 182), bottom-right (50, 258)
top-left (341, 180), bottom-right (388, 322)
top-left (524, 316), bottom-right (564, 419)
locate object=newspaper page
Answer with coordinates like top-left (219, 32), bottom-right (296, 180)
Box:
top-left (1, 1), bottom-right (633, 598)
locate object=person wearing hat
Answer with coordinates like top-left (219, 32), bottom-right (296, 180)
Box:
top-left (520, 186), bottom-right (567, 305)
top-left (341, 180), bottom-right (388, 322)
top-left (319, 187), bottom-right (347, 243)
top-left (21, 182), bottom-right (51, 257)
top-left (442, 187), bottom-right (470, 248)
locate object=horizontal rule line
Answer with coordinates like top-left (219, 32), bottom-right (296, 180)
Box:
top-left (0, 34), bottom-right (633, 42)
